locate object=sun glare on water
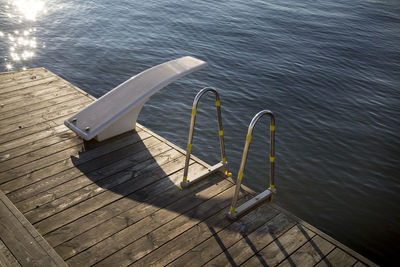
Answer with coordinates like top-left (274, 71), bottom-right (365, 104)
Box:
top-left (12, 0), bottom-right (46, 21)
top-left (2, 1), bottom-right (47, 70)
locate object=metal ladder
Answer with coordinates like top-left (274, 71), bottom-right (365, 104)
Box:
top-left (227, 110), bottom-right (276, 220)
top-left (181, 88), bottom-right (230, 188)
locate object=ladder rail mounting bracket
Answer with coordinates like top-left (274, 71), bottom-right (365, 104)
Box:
top-left (180, 161), bottom-right (227, 189)
top-left (227, 188), bottom-right (276, 220)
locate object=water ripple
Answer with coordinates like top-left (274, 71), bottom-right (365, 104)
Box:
top-left (1, 0), bottom-right (400, 265)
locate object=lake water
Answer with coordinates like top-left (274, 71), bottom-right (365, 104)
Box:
top-left (1, 0), bottom-right (399, 265)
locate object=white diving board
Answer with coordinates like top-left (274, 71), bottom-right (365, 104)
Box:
top-left (64, 56), bottom-right (207, 141)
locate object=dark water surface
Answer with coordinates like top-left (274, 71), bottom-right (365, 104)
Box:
top-left (1, 0), bottom-right (399, 265)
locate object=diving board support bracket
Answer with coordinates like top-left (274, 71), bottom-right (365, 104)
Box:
top-left (64, 56), bottom-right (207, 141)
top-left (180, 161), bottom-right (227, 189)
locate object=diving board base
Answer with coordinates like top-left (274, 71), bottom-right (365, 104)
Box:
top-left (64, 56), bottom-right (207, 141)
top-left (95, 101), bottom-right (146, 141)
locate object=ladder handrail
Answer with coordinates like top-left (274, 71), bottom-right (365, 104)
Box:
top-left (229, 110), bottom-right (276, 216)
top-left (182, 87), bottom-right (228, 186)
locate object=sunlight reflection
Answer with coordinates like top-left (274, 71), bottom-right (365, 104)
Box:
top-left (5, 32), bottom-right (37, 64)
top-left (2, 1), bottom-right (47, 70)
top-left (12, 0), bottom-right (46, 21)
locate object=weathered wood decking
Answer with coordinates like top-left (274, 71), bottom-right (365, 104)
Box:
top-left (0, 68), bottom-right (376, 266)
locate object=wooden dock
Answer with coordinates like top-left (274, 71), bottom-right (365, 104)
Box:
top-left (0, 68), bottom-right (376, 266)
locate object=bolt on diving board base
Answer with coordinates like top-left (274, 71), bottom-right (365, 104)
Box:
top-left (227, 188), bottom-right (276, 220)
top-left (180, 162), bottom-right (226, 188)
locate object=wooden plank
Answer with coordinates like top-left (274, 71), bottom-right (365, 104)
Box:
top-left (0, 95), bottom-right (89, 127)
top-left (15, 141), bottom-right (169, 213)
top-left (0, 130), bottom-right (151, 189)
top-left (0, 70), bottom-right (54, 86)
top-left (50, 72), bottom-right (96, 101)
top-left (0, 84), bottom-right (78, 107)
top-left (353, 261), bottom-right (367, 267)
top-left (0, 67), bottom-right (45, 79)
top-left (0, 190), bottom-right (67, 267)
top-left (133, 194), bottom-right (250, 267)
top-left (0, 116), bottom-right (67, 146)
top-left (33, 152), bottom-right (194, 236)
top-left (95, 185), bottom-right (241, 266)
top-left (0, 102), bottom-right (89, 140)
top-left (270, 203), bottom-right (378, 267)
top-left (278, 235), bottom-right (335, 267)
top-left (0, 124), bottom-right (70, 152)
top-left (0, 70), bottom-right (57, 87)
top-left (0, 92), bottom-right (83, 121)
top-left (204, 212), bottom-right (296, 267)
top-left (241, 224), bottom-right (316, 267)
top-left (0, 76), bottom-right (58, 95)
top-left (0, 73), bottom-right (51, 89)
top-left (137, 123), bottom-right (212, 169)
top-left (0, 129), bottom-right (76, 163)
top-left (82, 126), bottom-right (143, 150)
top-left (0, 86), bottom-right (83, 114)
top-left (4, 130), bottom-right (149, 200)
top-left (0, 143), bottom-right (84, 184)
top-left (0, 128), bottom-right (142, 175)
top-left (0, 136), bottom-right (82, 172)
top-left (2, 131), bottom-right (152, 198)
top-left (23, 144), bottom-right (175, 222)
top-left (37, 154), bottom-right (193, 241)
top-left (0, 125), bottom-right (141, 164)
top-left (0, 238), bottom-right (21, 267)
top-left (46, 161), bottom-right (203, 249)
top-left (0, 98), bottom-right (92, 133)
top-left (0, 99), bottom-right (88, 136)
top-left (0, 68), bottom-right (50, 86)
top-left (55, 166), bottom-right (222, 260)
top-left (168, 203), bottom-right (280, 267)
top-left (66, 175), bottom-right (234, 266)
top-left (0, 73), bottom-right (53, 90)
top-left (315, 248), bottom-right (357, 267)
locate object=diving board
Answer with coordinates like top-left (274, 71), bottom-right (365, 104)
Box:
top-left (64, 56), bottom-right (207, 141)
